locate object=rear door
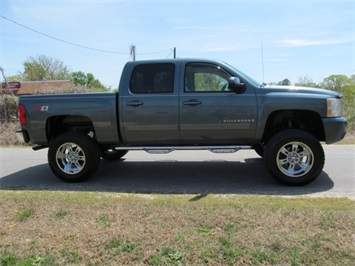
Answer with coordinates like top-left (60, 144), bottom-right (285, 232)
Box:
top-left (179, 62), bottom-right (257, 145)
top-left (121, 63), bottom-right (179, 145)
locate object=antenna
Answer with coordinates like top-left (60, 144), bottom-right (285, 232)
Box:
top-left (261, 39), bottom-right (265, 83)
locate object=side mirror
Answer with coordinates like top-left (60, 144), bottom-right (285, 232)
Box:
top-left (228, 77), bottom-right (245, 93)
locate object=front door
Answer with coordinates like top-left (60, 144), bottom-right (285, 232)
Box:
top-left (179, 63), bottom-right (257, 145)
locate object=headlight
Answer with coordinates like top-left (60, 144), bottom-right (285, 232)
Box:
top-left (327, 98), bottom-right (342, 117)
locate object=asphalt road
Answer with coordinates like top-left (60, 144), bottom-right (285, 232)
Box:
top-left (0, 146), bottom-right (354, 198)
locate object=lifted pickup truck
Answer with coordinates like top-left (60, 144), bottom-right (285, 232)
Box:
top-left (16, 59), bottom-right (347, 185)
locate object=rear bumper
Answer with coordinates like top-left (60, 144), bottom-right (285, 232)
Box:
top-left (16, 129), bottom-right (30, 143)
top-left (322, 117), bottom-right (347, 144)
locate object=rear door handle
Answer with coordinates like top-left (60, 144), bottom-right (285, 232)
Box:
top-left (183, 99), bottom-right (201, 106)
top-left (126, 100), bottom-right (143, 107)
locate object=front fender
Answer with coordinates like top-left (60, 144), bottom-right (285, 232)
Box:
top-left (255, 92), bottom-right (327, 141)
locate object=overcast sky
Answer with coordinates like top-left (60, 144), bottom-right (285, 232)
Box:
top-left (0, 0), bottom-right (353, 88)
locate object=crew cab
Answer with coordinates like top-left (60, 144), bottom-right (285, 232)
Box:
top-left (16, 59), bottom-right (347, 185)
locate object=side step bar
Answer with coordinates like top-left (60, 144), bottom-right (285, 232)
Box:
top-left (113, 145), bottom-right (252, 154)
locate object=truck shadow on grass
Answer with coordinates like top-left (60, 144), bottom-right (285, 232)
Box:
top-left (0, 157), bottom-right (334, 196)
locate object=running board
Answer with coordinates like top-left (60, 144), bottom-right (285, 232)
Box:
top-left (113, 145), bottom-right (251, 154)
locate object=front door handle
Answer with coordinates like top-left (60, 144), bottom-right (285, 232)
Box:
top-left (183, 99), bottom-right (201, 106)
top-left (126, 100), bottom-right (143, 107)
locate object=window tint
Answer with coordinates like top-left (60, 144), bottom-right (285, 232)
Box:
top-left (129, 64), bottom-right (175, 94)
top-left (185, 63), bottom-right (231, 92)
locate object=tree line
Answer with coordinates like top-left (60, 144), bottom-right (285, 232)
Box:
top-left (1, 55), bottom-right (111, 123)
top-left (6, 54), bottom-right (109, 92)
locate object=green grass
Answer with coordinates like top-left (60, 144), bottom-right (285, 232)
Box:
top-left (0, 252), bottom-right (56, 266)
top-left (95, 214), bottom-right (111, 228)
top-left (0, 191), bottom-right (354, 265)
top-left (52, 209), bottom-right (69, 220)
top-left (60, 249), bottom-right (82, 264)
top-left (15, 208), bottom-right (34, 222)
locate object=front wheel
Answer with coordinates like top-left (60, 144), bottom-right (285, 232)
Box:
top-left (264, 130), bottom-right (324, 186)
top-left (48, 132), bottom-right (100, 182)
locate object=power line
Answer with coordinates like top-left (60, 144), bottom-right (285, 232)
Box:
top-left (165, 49), bottom-right (174, 59)
top-left (1, 15), bottom-right (126, 54)
top-left (0, 15), bottom-right (172, 56)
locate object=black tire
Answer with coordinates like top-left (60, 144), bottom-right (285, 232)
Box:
top-left (101, 149), bottom-right (128, 161)
top-left (253, 144), bottom-right (264, 158)
top-left (48, 132), bottom-right (100, 182)
top-left (264, 129), bottom-right (324, 186)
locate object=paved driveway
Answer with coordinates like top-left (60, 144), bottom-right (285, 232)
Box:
top-left (0, 146), bottom-right (354, 198)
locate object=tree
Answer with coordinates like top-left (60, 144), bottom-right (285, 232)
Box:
top-left (0, 66), bottom-right (17, 124)
top-left (70, 71), bottom-right (87, 86)
top-left (71, 71), bottom-right (108, 92)
top-left (320, 75), bottom-right (351, 93)
top-left (20, 55), bottom-right (71, 81)
top-left (277, 78), bottom-right (291, 86)
top-left (0, 96), bottom-right (17, 123)
top-left (12, 55), bottom-right (108, 92)
top-left (296, 76), bottom-right (317, 87)
top-left (5, 74), bottom-right (22, 82)
top-left (320, 74), bottom-right (355, 132)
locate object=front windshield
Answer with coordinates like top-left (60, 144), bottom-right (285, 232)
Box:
top-left (224, 62), bottom-right (262, 87)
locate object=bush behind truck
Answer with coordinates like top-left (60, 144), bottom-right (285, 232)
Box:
top-left (16, 59), bottom-right (347, 185)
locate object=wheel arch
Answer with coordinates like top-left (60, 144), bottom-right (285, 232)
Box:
top-left (46, 115), bottom-right (95, 143)
top-left (261, 110), bottom-right (325, 144)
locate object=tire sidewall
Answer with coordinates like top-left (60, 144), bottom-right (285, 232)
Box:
top-left (264, 130), bottom-right (324, 186)
top-left (48, 132), bottom-right (100, 182)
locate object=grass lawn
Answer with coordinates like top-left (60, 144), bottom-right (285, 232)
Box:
top-left (0, 191), bottom-right (354, 265)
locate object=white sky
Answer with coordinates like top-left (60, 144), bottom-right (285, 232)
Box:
top-left (0, 0), bottom-right (354, 88)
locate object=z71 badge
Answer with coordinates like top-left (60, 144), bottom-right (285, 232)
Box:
top-left (34, 105), bottom-right (49, 112)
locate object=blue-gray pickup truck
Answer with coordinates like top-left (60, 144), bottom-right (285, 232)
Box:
top-left (16, 59), bottom-right (347, 185)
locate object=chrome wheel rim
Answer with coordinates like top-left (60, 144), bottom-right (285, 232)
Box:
top-left (276, 142), bottom-right (314, 178)
top-left (56, 143), bottom-right (86, 175)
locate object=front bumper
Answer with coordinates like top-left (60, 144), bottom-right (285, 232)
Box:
top-left (16, 129), bottom-right (30, 143)
top-left (322, 117), bottom-right (347, 144)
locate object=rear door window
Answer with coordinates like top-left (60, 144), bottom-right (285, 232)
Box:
top-left (129, 63), bottom-right (175, 94)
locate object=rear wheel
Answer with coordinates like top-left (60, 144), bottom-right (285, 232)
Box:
top-left (48, 132), bottom-right (100, 182)
top-left (264, 129), bottom-right (324, 186)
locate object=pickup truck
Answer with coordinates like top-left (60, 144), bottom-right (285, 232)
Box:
top-left (16, 58), bottom-right (347, 186)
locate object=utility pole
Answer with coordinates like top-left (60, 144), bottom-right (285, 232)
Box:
top-left (173, 47), bottom-right (176, 59)
top-left (130, 45), bottom-right (136, 61)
